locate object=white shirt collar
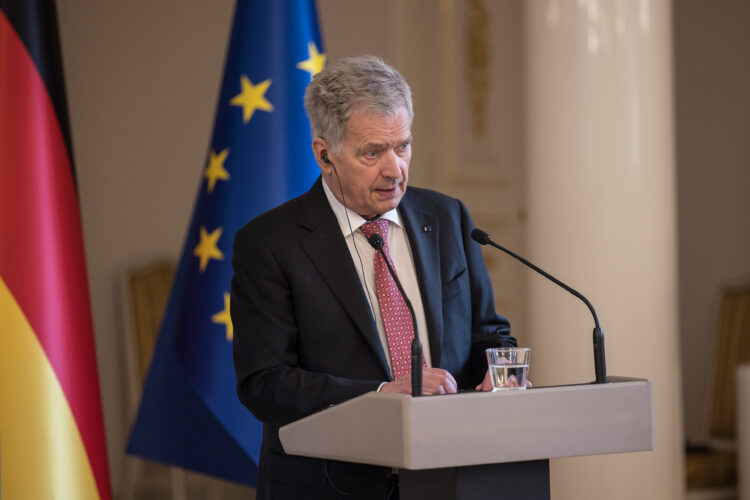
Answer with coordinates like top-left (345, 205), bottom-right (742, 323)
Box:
top-left (322, 178), bottom-right (402, 237)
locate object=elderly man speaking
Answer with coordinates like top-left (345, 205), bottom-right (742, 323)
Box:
top-left (231, 55), bottom-right (517, 500)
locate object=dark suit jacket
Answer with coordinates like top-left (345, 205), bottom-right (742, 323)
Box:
top-left (231, 178), bottom-right (515, 499)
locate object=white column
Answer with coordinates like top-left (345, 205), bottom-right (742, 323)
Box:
top-left (524, 1), bottom-right (683, 499)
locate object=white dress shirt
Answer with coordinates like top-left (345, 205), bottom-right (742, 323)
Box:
top-left (322, 180), bottom-right (432, 377)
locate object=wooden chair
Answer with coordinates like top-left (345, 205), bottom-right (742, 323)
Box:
top-left (686, 282), bottom-right (750, 498)
top-left (119, 260), bottom-right (187, 500)
top-left (119, 261), bottom-right (253, 499)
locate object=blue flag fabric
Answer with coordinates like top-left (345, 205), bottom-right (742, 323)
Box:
top-left (127, 0), bottom-right (324, 485)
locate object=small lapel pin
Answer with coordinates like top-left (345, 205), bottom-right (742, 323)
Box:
top-left (423, 225), bottom-right (432, 232)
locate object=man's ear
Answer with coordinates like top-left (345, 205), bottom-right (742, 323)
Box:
top-left (312, 138), bottom-right (333, 175)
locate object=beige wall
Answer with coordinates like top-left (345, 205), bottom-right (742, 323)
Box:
top-left (673, 0), bottom-right (750, 443)
top-left (54, 0), bottom-right (750, 497)
top-left (57, 0), bottom-right (235, 492)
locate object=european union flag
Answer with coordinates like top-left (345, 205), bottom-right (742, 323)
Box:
top-left (127, 0), bottom-right (323, 484)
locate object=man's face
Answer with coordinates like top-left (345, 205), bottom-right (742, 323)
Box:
top-left (326, 107), bottom-right (412, 219)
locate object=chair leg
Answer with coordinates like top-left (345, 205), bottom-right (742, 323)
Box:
top-left (207, 481), bottom-right (224, 500)
top-left (120, 455), bottom-right (141, 500)
top-left (170, 467), bottom-right (188, 500)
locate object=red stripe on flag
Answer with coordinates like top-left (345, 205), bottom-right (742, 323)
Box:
top-left (0, 12), bottom-right (111, 500)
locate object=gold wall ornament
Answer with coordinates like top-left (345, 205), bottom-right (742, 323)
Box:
top-left (465, 0), bottom-right (490, 137)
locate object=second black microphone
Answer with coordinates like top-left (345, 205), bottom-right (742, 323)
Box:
top-left (366, 233), bottom-right (423, 397)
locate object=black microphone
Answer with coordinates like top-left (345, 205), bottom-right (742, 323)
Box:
top-left (470, 227), bottom-right (608, 384)
top-left (366, 233), bottom-right (423, 397)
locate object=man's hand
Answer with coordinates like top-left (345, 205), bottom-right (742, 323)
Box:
top-left (475, 370), bottom-right (494, 391)
top-left (380, 368), bottom-right (458, 395)
top-left (475, 370), bottom-right (533, 391)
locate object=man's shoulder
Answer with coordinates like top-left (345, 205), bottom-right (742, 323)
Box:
top-left (402, 185), bottom-right (465, 213)
top-left (234, 182), bottom-right (322, 245)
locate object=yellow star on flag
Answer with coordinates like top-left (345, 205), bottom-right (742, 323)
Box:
top-left (212, 292), bottom-right (233, 341)
top-left (204, 148), bottom-right (230, 193)
top-left (296, 42), bottom-right (326, 77)
top-left (193, 226), bottom-right (224, 273)
top-left (230, 75), bottom-right (273, 123)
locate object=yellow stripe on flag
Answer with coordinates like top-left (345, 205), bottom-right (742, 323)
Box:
top-left (0, 276), bottom-right (100, 499)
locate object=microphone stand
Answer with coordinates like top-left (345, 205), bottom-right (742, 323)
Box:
top-left (471, 228), bottom-right (608, 384)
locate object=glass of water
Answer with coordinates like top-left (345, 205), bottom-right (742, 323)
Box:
top-left (485, 347), bottom-right (531, 391)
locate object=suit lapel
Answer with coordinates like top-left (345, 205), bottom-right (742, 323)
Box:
top-left (297, 179), bottom-right (391, 377)
top-left (399, 193), bottom-right (444, 367)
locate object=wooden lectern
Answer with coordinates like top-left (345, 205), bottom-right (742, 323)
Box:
top-left (279, 377), bottom-right (653, 499)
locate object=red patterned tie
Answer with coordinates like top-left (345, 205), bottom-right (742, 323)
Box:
top-left (360, 219), bottom-right (423, 379)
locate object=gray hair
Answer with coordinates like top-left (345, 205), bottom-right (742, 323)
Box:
top-left (304, 55), bottom-right (413, 153)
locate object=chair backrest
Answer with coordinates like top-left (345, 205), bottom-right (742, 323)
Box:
top-left (709, 283), bottom-right (750, 440)
top-left (121, 261), bottom-right (176, 411)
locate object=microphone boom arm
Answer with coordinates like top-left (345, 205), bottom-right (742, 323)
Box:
top-left (471, 228), bottom-right (607, 384)
top-left (367, 233), bottom-right (423, 396)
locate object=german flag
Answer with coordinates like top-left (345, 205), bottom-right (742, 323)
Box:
top-left (0, 1), bottom-right (111, 498)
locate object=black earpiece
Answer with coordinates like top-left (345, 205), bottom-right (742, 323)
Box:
top-left (322, 153), bottom-right (331, 164)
